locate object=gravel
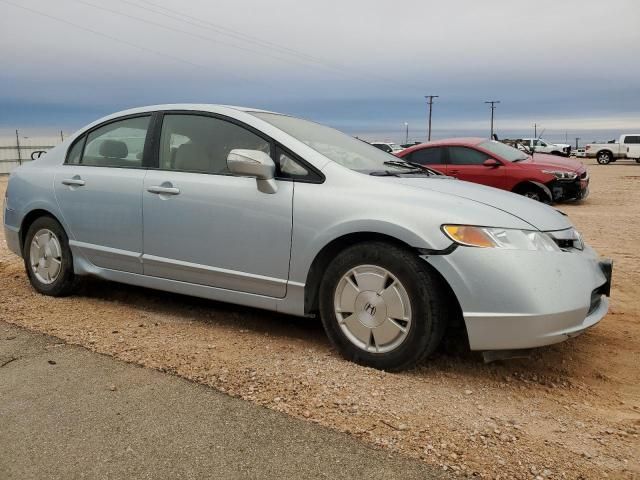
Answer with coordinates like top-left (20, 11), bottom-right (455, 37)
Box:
top-left (1, 160), bottom-right (639, 479)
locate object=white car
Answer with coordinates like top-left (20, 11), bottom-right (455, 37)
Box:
top-left (371, 142), bottom-right (404, 154)
top-left (520, 138), bottom-right (571, 157)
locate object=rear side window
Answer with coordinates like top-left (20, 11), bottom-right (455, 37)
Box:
top-left (66, 137), bottom-right (85, 164)
top-left (406, 147), bottom-right (444, 165)
top-left (159, 114), bottom-right (271, 174)
top-left (448, 146), bottom-right (489, 165)
top-left (77, 116), bottom-right (150, 168)
top-left (623, 135), bottom-right (640, 144)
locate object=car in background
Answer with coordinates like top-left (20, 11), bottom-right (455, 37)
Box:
top-left (371, 142), bottom-right (403, 154)
top-left (585, 134), bottom-right (640, 164)
top-left (571, 148), bottom-right (586, 158)
top-left (397, 138), bottom-right (589, 203)
top-left (3, 105), bottom-right (611, 371)
top-left (520, 138), bottom-right (571, 157)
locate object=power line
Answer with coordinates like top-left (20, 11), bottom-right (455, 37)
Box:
top-left (80, 0), bottom-right (422, 92)
top-left (125, 0), bottom-right (424, 91)
top-left (0, 0), bottom-right (220, 75)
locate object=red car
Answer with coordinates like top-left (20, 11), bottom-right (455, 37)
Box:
top-left (396, 138), bottom-right (589, 203)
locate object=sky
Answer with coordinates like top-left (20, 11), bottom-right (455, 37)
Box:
top-left (1, 0), bottom-right (639, 144)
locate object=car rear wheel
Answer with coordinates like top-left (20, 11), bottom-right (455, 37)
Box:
top-left (23, 216), bottom-right (77, 296)
top-left (597, 151), bottom-right (612, 164)
top-left (319, 241), bottom-right (448, 371)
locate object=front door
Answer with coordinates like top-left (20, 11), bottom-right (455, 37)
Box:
top-left (141, 113), bottom-right (293, 298)
top-left (623, 135), bottom-right (640, 159)
top-left (54, 115), bottom-right (151, 273)
top-left (445, 146), bottom-right (506, 189)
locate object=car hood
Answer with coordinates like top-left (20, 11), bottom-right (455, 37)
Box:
top-left (520, 153), bottom-right (584, 171)
top-left (385, 176), bottom-right (572, 231)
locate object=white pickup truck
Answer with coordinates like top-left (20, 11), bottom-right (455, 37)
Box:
top-left (520, 138), bottom-right (571, 156)
top-left (585, 134), bottom-right (640, 164)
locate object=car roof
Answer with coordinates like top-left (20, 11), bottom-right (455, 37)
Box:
top-left (103, 104), bottom-right (283, 117)
top-left (400, 137), bottom-right (486, 154)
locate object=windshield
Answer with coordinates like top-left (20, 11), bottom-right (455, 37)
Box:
top-left (252, 112), bottom-right (408, 172)
top-left (479, 140), bottom-right (529, 162)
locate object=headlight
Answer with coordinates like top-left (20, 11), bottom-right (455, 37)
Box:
top-left (442, 225), bottom-right (560, 251)
top-left (542, 170), bottom-right (578, 180)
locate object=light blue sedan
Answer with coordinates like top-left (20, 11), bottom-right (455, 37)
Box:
top-left (3, 105), bottom-right (612, 370)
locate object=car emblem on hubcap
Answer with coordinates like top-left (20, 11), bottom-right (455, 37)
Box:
top-left (364, 302), bottom-right (376, 316)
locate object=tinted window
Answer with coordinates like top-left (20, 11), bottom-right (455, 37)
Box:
top-left (406, 147), bottom-right (443, 165)
top-left (81, 116), bottom-right (150, 168)
top-left (66, 137), bottom-right (85, 164)
top-left (623, 135), bottom-right (640, 144)
top-left (448, 146), bottom-right (489, 165)
top-left (159, 114), bottom-right (270, 174)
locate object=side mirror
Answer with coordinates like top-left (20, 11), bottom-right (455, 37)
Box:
top-left (227, 149), bottom-right (277, 194)
top-left (483, 158), bottom-right (501, 167)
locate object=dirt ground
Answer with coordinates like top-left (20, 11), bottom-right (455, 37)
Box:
top-left (1, 159), bottom-right (638, 479)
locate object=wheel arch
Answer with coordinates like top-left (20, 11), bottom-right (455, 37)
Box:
top-left (512, 180), bottom-right (553, 202)
top-left (19, 209), bottom-right (62, 252)
top-left (303, 232), bottom-right (463, 324)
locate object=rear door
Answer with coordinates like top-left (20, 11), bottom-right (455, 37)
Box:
top-left (403, 146), bottom-right (446, 174)
top-left (445, 146), bottom-right (506, 189)
top-left (141, 112), bottom-right (294, 298)
top-left (54, 115), bottom-right (151, 273)
top-left (623, 135), bottom-right (640, 159)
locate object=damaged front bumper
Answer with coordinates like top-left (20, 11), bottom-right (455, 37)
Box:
top-left (424, 243), bottom-right (612, 351)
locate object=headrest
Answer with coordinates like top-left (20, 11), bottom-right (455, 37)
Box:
top-left (99, 139), bottom-right (128, 159)
top-left (174, 142), bottom-right (209, 172)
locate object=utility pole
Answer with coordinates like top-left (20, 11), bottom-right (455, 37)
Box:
top-left (15, 129), bottom-right (22, 165)
top-left (403, 122), bottom-right (409, 145)
top-left (575, 137), bottom-right (580, 150)
top-left (60, 130), bottom-right (64, 142)
top-left (425, 95), bottom-right (438, 141)
top-left (534, 123), bottom-right (537, 138)
top-left (485, 101), bottom-right (500, 139)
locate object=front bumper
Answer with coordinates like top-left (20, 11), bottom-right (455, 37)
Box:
top-left (424, 244), bottom-right (611, 351)
top-left (550, 175), bottom-right (589, 202)
top-left (4, 224), bottom-right (21, 256)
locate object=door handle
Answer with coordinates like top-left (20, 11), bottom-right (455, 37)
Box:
top-left (61, 178), bottom-right (85, 186)
top-left (147, 186), bottom-right (180, 195)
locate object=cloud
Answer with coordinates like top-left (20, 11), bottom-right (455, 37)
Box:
top-left (1, 0), bottom-right (639, 134)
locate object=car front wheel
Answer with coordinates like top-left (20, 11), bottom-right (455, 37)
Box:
top-left (23, 216), bottom-right (77, 296)
top-left (319, 241), bottom-right (448, 371)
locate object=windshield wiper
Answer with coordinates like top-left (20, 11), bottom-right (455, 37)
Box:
top-left (383, 160), bottom-right (438, 175)
top-left (369, 170), bottom-right (401, 177)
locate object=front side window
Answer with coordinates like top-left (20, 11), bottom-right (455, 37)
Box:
top-left (79, 116), bottom-right (150, 168)
top-left (624, 135), bottom-right (640, 144)
top-left (448, 146), bottom-right (490, 165)
top-left (159, 114), bottom-right (270, 173)
top-left (406, 147), bottom-right (444, 165)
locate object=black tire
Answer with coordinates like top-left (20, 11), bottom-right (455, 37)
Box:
top-left (23, 216), bottom-right (78, 296)
top-left (596, 151), bottom-right (612, 164)
top-left (517, 185), bottom-right (550, 203)
top-left (318, 241), bottom-right (449, 371)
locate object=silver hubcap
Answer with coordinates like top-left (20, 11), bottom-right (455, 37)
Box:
top-left (598, 154), bottom-right (608, 163)
top-left (334, 265), bottom-right (412, 353)
top-left (29, 229), bottom-right (62, 285)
